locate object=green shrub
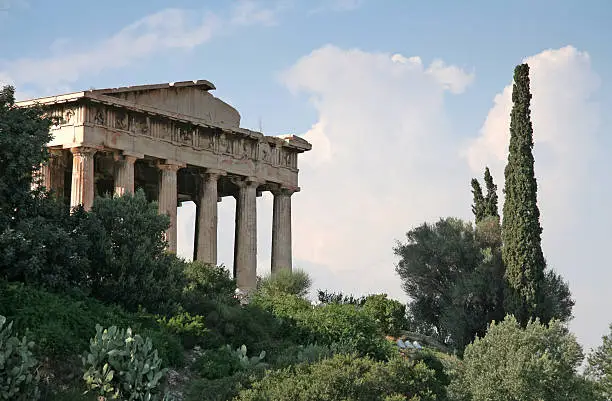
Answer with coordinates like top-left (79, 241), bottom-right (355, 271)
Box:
top-left (84, 191), bottom-right (187, 314)
top-left (140, 327), bottom-right (184, 369)
top-left (362, 294), bottom-right (408, 337)
top-left (0, 315), bottom-right (40, 400)
top-left (258, 268), bottom-right (312, 298)
top-left (182, 262), bottom-right (237, 312)
top-left (186, 371), bottom-right (260, 401)
top-left (453, 315), bottom-right (594, 401)
top-left (201, 298), bottom-right (282, 353)
top-left (254, 293), bottom-right (390, 359)
top-left (83, 325), bottom-right (167, 401)
top-left (193, 344), bottom-right (266, 380)
top-left (0, 280), bottom-right (130, 357)
top-left (270, 343), bottom-right (336, 368)
top-left (158, 312), bottom-right (209, 349)
top-left (235, 353), bottom-right (447, 401)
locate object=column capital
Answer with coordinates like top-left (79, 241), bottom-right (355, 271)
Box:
top-left (270, 185), bottom-right (300, 197)
top-left (157, 160), bottom-right (185, 172)
top-left (231, 176), bottom-right (264, 188)
top-left (122, 151), bottom-right (145, 159)
top-left (70, 146), bottom-right (98, 157)
top-left (201, 168), bottom-right (226, 180)
top-left (114, 152), bottom-right (141, 164)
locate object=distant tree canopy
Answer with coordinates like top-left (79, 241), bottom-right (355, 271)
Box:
top-left (471, 167), bottom-right (499, 224)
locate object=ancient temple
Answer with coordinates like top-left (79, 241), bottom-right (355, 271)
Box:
top-left (17, 80), bottom-right (311, 292)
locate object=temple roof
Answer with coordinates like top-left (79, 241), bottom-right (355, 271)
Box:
top-left (92, 79), bottom-right (216, 95)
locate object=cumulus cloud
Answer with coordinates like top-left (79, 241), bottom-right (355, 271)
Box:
top-left (0, 2), bottom-right (282, 95)
top-left (465, 46), bottom-right (611, 351)
top-left (278, 45), bottom-right (475, 300)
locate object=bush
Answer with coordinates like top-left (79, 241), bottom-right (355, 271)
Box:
top-left (270, 343), bottom-right (336, 368)
top-left (0, 281), bottom-right (184, 371)
top-left (83, 191), bottom-right (187, 314)
top-left (362, 294), bottom-right (408, 337)
top-left (235, 353), bottom-right (447, 401)
top-left (140, 327), bottom-right (185, 369)
top-left (186, 371), bottom-right (260, 401)
top-left (0, 199), bottom-right (91, 293)
top-left (200, 298), bottom-right (283, 353)
top-left (157, 312), bottom-right (209, 349)
top-left (0, 315), bottom-right (40, 400)
top-left (83, 325), bottom-right (167, 401)
top-left (0, 280), bottom-right (130, 357)
top-left (258, 268), bottom-right (312, 298)
top-left (193, 344), bottom-right (266, 380)
top-left (254, 293), bottom-right (390, 359)
top-left (182, 262), bottom-right (237, 312)
top-left (586, 323), bottom-right (612, 400)
top-left (453, 315), bottom-right (596, 401)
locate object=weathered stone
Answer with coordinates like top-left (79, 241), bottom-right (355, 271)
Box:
top-left (70, 147), bottom-right (97, 210)
top-left (17, 80), bottom-right (312, 292)
top-left (271, 186), bottom-right (298, 273)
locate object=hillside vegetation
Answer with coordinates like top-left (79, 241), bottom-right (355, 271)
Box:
top-left (0, 66), bottom-right (609, 400)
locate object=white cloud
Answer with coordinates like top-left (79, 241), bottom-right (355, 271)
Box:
top-left (0, 2), bottom-right (282, 95)
top-left (278, 45), bottom-right (475, 300)
top-left (308, 0), bottom-right (364, 14)
top-left (230, 0), bottom-right (285, 26)
top-left (465, 45), bottom-right (611, 351)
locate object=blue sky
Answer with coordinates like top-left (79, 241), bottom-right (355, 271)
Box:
top-left (1, 0), bottom-right (611, 352)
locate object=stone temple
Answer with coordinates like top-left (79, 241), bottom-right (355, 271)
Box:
top-left (17, 80), bottom-right (311, 292)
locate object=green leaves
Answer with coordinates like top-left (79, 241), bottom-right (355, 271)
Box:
top-left (586, 323), bottom-right (612, 399)
top-left (454, 316), bottom-right (590, 401)
top-left (234, 353), bottom-right (447, 401)
top-left (0, 315), bottom-right (40, 400)
top-left (502, 63), bottom-right (547, 325)
top-left (82, 324), bottom-right (168, 401)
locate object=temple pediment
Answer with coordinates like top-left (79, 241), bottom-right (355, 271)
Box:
top-left (93, 80), bottom-right (241, 128)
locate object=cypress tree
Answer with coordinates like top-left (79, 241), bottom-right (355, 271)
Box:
top-left (471, 178), bottom-right (486, 223)
top-left (501, 63), bottom-right (546, 324)
top-left (483, 167), bottom-right (499, 219)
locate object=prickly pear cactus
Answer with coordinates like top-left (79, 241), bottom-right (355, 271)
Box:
top-left (0, 315), bottom-right (40, 400)
top-left (83, 324), bottom-right (168, 401)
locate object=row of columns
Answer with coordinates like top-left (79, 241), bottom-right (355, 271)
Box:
top-left (41, 147), bottom-right (295, 292)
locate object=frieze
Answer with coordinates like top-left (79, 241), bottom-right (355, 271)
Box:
top-left (45, 104), bottom-right (83, 128)
top-left (83, 103), bottom-right (299, 170)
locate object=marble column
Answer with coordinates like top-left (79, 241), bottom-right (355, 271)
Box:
top-left (158, 162), bottom-right (182, 253)
top-left (233, 177), bottom-right (260, 292)
top-left (70, 147), bottom-right (96, 210)
top-left (48, 151), bottom-right (66, 199)
top-left (195, 169), bottom-right (224, 265)
top-left (114, 154), bottom-right (138, 196)
top-left (271, 187), bottom-right (297, 273)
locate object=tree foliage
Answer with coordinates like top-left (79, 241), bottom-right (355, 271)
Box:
top-left (258, 268), bottom-right (312, 298)
top-left (82, 190), bottom-right (186, 313)
top-left (482, 167), bottom-right (498, 219)
top-left (236, 353), bottom-right (448, 401)
top-left (453, 316), bottom-right (600, 401)
top-left (586, 323), bottom-right (612, 399)
top-left (501, 63), bottom-right (546, 324)
top-left (394, 217), bottom-right (505, 351)
top-left (470, 179), bottom-right (486, 223)
top-left (471, 167), bottom-right (499, 224)
top-left (394, 214), bottom-right (572, 353)
top-left (0, 85), bottom-right (51, 226)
